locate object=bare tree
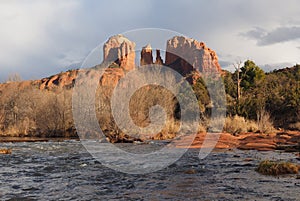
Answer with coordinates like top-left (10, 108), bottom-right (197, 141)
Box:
top-left (6, 73), bottom-right (22, 83)
top-left (233, 61), bottom-right (242, 105)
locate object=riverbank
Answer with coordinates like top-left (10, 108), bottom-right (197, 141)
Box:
top-left (176, 130), bottom-right (300, 152)
top-left (0, 137), bottom-right (79, 143)
top-left (1, 131), bottom-right (299, 153)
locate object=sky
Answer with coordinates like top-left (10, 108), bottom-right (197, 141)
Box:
top-left (0, 0), bottom-right (300, 82)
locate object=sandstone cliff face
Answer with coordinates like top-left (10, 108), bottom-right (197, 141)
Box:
top-left (155, 49), bottom-right (164, 65)
top-left (99, 34), bottom-right (137, 87)
top-left (39, 70), bottom-right (78, 90)
top-left (140, 44), bottom-right (153, 66)
top-left (165, 36), bottom-right (222, 75)
top-left (1, 35), bottom-right (137, 92)
top-left (138, 36), bottom-right (222, 83)
top-left (103, 34), bottom-right (136, 71)
top-left (100, 68), bottom-right (125, 87)
top-left (0, 35), bottom-right (222, 93)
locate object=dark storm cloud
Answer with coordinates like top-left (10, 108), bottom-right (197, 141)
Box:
top-left (219, 60), bottom-right (233, 68)
top-left (1, 0), bottom-right (300, 82)
top-left (241, 27), bottom-right (266, 40)
top-left (242, 26), bottom-right (300, 46)
top-left (261, 62), bottom-right (294, 72)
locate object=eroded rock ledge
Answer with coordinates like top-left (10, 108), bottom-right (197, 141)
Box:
top-left (176, 131), bottom-right (300, 152)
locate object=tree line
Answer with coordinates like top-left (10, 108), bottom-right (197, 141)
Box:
top-left (195, 60), bottom-right (300, 130)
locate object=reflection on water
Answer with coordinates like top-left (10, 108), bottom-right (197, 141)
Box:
top-left (0, 140), bottom-right (299, 200)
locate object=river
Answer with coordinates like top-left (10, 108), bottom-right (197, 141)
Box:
top-left (0, 140), bottom-right (299, 200)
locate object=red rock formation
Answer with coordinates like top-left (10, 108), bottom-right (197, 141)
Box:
top-left (165, 36), bottom-right (222, 78)
top-left (140, 44), bottom-right (153, 66)
top-left (35, 35), bottom-right (137, 91)
top-left (100, 68), bottom-right (125, 87)
top-left (103, 34), bottom-right (135, 71)
top-left (155, 49), bottom-right (163, 65)
top-left (175, 131), bottom-right (300, 151)
top-left (1, 35), bottom-right (223, 95)
top-left (39, 70), bottom-right (78, 90)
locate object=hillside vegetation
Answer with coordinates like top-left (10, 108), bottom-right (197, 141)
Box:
top-left (221, 61), bottom-right (300, 131)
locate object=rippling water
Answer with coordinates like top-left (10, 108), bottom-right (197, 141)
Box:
top-left (0, 140), bottom-right (299, 200)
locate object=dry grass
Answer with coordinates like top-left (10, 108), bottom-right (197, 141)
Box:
top-left (246, 120), bottom-right (259, 132)
top-left (96, 82), bottom-right (179, 141)
top-left (223, 115), bottom-right (259, 134)
top-left (5, 125), bottom-right (20, 137)
top-left (256, 160), bottom-right (299, 176)
top-left (224, 115), bottom-right (247, 134)
top-left (257, 110), bottom-right (275, 134)
top-left (152, 120), bottom-right (180, 140)
top-left (198, 123), bottom-right (207, 133)
top-left (223, 112), bottom-right (275, 135)
top-left (0, 109), bottom-right (4, 125)
top-left (208, 117), bottom-right (225, 133)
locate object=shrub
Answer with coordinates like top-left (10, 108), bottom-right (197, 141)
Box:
top-left (246, 120), bottom-right (259, 132)
top-left (256, 160), bottom-right (299, 176)
top-left (198, 123), bottom-right (207, 133)
top-left (208, 117), bottom-right (226, 133)
top-left (222, 111), bottom-right (275, 135)
top-left (224, 115), bottom-right (248, 134)
top-left (257, 110), bottom-right (275, 134)
top-left (209, 115), bottom-right (260, 134)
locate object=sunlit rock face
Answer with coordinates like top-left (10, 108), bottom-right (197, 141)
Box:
top-left (165, 36), bottom-right (222, 76)
top-left (103, 34), bottom-right (136, 71)
top-left (154, 49), bottom-right (164, 65)
top-left (140, 44), bottom-right (153, 66)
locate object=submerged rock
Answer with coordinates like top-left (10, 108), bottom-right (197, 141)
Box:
top-left (0, 148), bottom-right (12, 154)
